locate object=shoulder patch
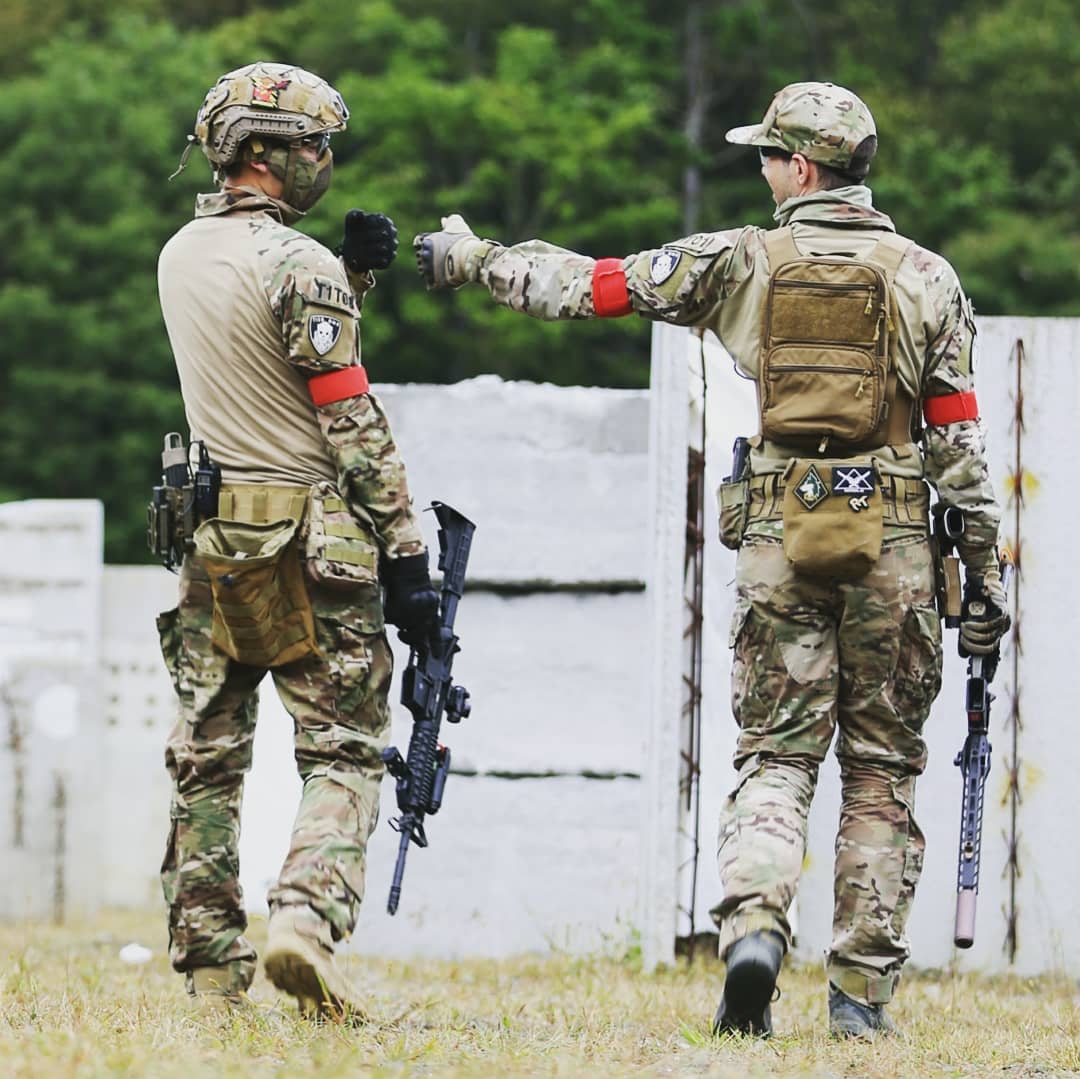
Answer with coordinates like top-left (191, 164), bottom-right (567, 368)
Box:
top-left (307, 274), bottom-right (359, 316)
top-left (308, 314), bottom-right (343, 356)
top-left (649, 249), bottom-right (682, 285)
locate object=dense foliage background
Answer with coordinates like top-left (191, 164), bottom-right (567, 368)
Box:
top-left (1, 0), bottom-right (1076, 560)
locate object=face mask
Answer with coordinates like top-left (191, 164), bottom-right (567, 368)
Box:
top-left (264, 144), bottom-right (334, 216)
top-left (287, 149), bottom-right (333, 211)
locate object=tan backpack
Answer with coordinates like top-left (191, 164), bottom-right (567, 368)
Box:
top-left (759, 227), bottom-right (912, 453)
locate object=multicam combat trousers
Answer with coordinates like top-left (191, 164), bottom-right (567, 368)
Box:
top-left (711, 533), bottom-right (942, 1006)
top-left (156, 553), bottom-right (392, 987)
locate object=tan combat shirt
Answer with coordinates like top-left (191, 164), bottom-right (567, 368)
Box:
top-left (474, 186), bottom-right (1001, 566)
top-left (158, 189), bottom-right (423, 558)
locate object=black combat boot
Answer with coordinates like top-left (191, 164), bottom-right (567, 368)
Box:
top-left (711, 930), bottom-right (785, 1038)
top-left (828, 983), bottom-right (898, 1039)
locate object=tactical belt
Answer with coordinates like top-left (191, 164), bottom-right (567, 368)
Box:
top-left (746, 472), bottom-right (930, 527)
top-left (217, 484), bottom-right (310, 525)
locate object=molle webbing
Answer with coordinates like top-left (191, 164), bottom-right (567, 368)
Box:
top-left (316, 492), bottom-right (378, 570)
top-left (746, 472), bottom-right (930, 527)
top-left (217, 484), bottom-right (309, 524)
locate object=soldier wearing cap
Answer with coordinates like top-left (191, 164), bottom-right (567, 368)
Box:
top-left (157, 61), bottom-right (439, 1018)
top-left (415, 82), bottom-right (1009, 1039)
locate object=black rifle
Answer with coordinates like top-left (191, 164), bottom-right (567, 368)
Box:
top-left (938, 506), bottom-right (1013, 948)
top-left (381, 501), bottom-right (476, 915)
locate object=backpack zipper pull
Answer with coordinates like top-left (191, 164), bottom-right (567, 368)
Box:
top-left (818, 435), bottom-right (829, 454)
top-left (864, 292), bottom-right (874, 316)
top-left (855, 372), bottom-right (868, 398)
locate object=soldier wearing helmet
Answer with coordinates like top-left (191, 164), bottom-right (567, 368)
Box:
top-left (157, 62), bottom-right (438, 1018)
top-left (415, 82), bottom-right (1009, 1039)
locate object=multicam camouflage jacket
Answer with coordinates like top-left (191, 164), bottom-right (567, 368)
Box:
top-left (471, 187), bottom-right (1001, 568)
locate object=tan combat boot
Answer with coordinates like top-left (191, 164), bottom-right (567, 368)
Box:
top-left (186, 963), bottom-right (252, 1011)
top-left (263, 906), bottom-right (367, 1023)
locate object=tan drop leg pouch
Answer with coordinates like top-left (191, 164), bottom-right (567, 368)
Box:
top-left (782, 458), bottom-right (884, 580)
top-left (193, 517), bottom-right (317, 667)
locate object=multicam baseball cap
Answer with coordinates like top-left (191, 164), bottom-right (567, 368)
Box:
top-left (725, 82), bottom-right (876, 173)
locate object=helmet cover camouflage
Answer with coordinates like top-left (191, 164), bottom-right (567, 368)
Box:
top-left (194, 61), bottom-right (348, 169)
top-left (725, 82), bottom-right (876, 172)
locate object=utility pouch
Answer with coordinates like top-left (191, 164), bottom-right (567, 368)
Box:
top-left (782, 457), bottom-right (883, 580)
top-left (717, 435), bottom-right (751, 550)
top-left (717, 479), bottom-right (749, 550)
top-left (303, 482), bottom-right (381, 592)
top-left (194, 517), bottom-right (317, 667)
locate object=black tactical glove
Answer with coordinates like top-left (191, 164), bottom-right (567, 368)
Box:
top-left (958, 565), bottom-right (1011, 657)
top-left (338, 209), bottom-right (398, 273)
top-left (383, 552), bottom-right (440, 648)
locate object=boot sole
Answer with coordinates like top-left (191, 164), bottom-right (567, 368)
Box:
top-left (264, 929), bottom-right (366, 1023)
top-left (720, 951), bottom-right (777, 1034)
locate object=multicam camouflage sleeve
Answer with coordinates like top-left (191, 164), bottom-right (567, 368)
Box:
top-left (472, 229), bottom-right (746, 324)
top-left (621, 229), bottom-right (753, 324)
top-left (268, 242), bottom-right (425, 559)
top-left (919, 266), bottom-right (1002, 570)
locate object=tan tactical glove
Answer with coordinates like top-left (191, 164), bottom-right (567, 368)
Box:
top-left (413, 214), bottom-right (497, 289)
top-left (958, 563), bottom-right (1011, 657)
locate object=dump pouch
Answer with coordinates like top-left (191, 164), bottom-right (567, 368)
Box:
top-left (194, 516), bottom-right (317, 667)
top-left (781, 458), bottom-right (884, 580)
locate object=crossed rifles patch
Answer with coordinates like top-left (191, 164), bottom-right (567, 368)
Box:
top-left (793, 464), bottom-right (876, 512)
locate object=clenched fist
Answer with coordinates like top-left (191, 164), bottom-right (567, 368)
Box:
top-left (413, 213), bottom-right (496, 289)
top-left (339, 209), bottom-right (398, 273)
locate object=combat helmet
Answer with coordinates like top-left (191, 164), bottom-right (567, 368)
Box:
top-left (179, 61), bottom-right (349, 216)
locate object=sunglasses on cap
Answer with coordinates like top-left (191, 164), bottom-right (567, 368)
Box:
top-left (759, 146), bottom-right (793, 164)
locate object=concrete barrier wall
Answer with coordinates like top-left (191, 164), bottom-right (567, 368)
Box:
top-left (0, 501), bottom-right (105, 921)
top-left (2, 378), bottom-right (652, 960)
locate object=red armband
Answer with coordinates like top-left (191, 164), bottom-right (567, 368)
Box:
top-left (923, 391), bottom-right (979, 425)
top-left (592, 258), bottom-right (633, 318)
top-left (308, 365), bottom-right (370, 406)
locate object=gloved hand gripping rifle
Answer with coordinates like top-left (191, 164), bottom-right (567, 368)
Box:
top-left (935, 505), bottom-right (1014, 948)
top-left (381, 501), bottom-right (476, 915)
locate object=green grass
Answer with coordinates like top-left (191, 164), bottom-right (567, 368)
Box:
top-left (2, 910), bottom-right (1078, 1077)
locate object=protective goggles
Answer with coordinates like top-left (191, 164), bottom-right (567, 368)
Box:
top-left (299, 131), bottom-right (333, 156)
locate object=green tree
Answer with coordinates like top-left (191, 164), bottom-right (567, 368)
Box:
top-left (0, 0), bottom-right (1077, 561)
top-left (0, 16), bottom-right (226, 560)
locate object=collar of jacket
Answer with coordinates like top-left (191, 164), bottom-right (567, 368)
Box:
top-left (773, 185), bottom-right (896, 232)
top-left (193, 186), bottom-right (300, 223)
